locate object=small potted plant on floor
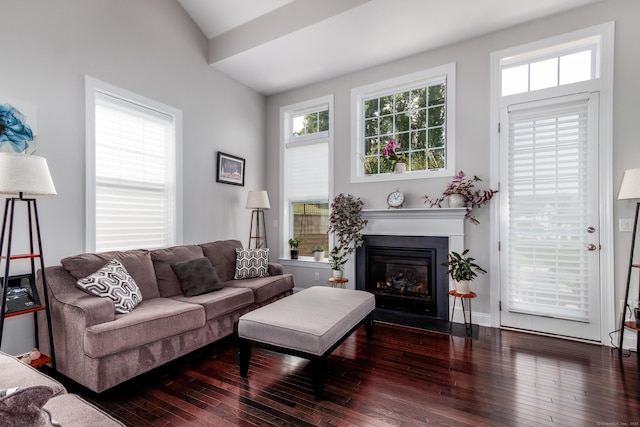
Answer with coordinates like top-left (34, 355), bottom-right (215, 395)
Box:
top-left (312, 245), bottom-right (325, 262)
top-left (423, 171), bottom-right (497, 224)
top-left (442, 249), bottom-right (486, 294)
top-left (328, 248), bottom-right (348, 279)
top-left (328, 193), bottom-right (368, 279)
top-left (288, 238), bottom-right (301, 260)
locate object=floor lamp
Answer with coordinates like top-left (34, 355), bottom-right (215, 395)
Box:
top-left (617, 168), bottom-right (640, 357)
top-left (0, 153), bottom-right (57, 367)
top-left (246, 190), bottom-right (270, 249)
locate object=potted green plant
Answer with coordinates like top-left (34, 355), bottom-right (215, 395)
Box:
top-left (288, 238), bottom-right (301, 260)
top-left (442, 249), bottom-right (487, 294)
top-left (328, 247), bottom-right (347, 276)
top-left (422, 171), bottom-right (497, 224)
top-left (327, 193), bottom-right (368, 279)
top-left (312, 245), bottom-right (325, 262)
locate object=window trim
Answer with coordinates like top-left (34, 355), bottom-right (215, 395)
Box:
top-left (350, 63), bottom-right (456, 183)
top-left (85, 76), bottom-right (183, 252)
top-left (280, 95), bottom-right (334, 260)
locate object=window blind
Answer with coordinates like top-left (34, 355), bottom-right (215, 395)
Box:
top-left (94, 92), bottom-right (175, 252)
top-left (286, 141), bottom-right (329, 201)
top-left (506, 98), bottom-right (590, 321)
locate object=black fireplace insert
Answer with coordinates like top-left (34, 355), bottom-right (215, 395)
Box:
top-left (356, 235), bottom-right (449, 320)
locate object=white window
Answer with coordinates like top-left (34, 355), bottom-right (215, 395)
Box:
top-left (86, 77), bottom-right (182, 252)
top-left (351, 63), bottom-right (456, 183)
top-left (500, 33), bottom-right (601, 97)
top-left (281, 96), bottom-right (332, 259)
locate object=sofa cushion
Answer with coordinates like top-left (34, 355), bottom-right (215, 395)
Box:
top-left (76, 259), bottom-right (143, 314)
top-left (200, 240), bottom-right (242, 282)
top-left (234, 248), bottom-right (269, 279)
top-left (62, 249), bottom-right (160, 300)
top-left (171, 287), bottom-right (254, 320)
top-left (84, 298), bottom-right (205, 358)
top-left (0, 352), bottom-right (66, 397)
top-left (0, 385), bottom-right (58, 427)
top-left (225, 274), bottom-right (294, 304)
top-left (150, 245), bottom-right (204, 297)
top-left (171, 257), bottom-right (224, 297)
top-left (44, 394), bottom-right (124, 426)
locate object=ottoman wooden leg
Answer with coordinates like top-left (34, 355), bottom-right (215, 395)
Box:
top-left (311, 358), bottom-right (325, 400)
top-left (364, 312), bottom-right (374, 339)
top-left (239, 339), bottom-right (251, 378)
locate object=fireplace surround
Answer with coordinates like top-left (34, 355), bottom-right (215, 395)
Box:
top-left (355, 208), bottom-right (467, 323)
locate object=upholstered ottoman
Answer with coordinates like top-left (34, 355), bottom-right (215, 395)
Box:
top-left (237, 286), bottom-right (375, 399)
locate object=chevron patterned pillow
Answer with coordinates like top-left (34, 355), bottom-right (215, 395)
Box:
top-left (234, 248), bottom-right (269, 279)
top-left (76, 259), bottom-right (143, 314)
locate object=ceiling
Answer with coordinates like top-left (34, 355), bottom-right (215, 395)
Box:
top-left (177, 0), bottom-right (603, 96)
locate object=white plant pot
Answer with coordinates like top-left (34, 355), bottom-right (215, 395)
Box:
top-left (454, 280), bottom-right (471, 294)
top-left (332, 269), bottom-right (343, 280)
top-left (394, 162), bottom-right (406, 174)
top-left (313, 251), bottom-right (324, 261)
top-left (447, 193), bottom-right (466, 208)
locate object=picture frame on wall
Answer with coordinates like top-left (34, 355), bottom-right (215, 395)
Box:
top-left (216, 152), bottom-right (245, 186)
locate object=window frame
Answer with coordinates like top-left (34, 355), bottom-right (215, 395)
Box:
top-left (500, 35), bottom-right (601, 97)
top-left (350, 63), bottom-right (456, 183)
top-left (85, 76), bottom-right (183, 252)
top-left (280, 95), bottom-right (334, 261)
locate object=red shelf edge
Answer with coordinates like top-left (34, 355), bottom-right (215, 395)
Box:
top-left (28, 354), bottom-right (51, 368)
top-left (623, 320), bottom-right (640, 331)
top-left (1, 254), bottom-right (41, 260)
top-left (4, 306), bottom-right (45, 318)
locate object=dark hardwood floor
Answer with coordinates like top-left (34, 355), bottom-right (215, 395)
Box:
top-left (50, 322), bottom-right (640, 426)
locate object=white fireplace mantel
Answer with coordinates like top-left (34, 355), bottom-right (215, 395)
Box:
top-left (361, 208), bottom-right (466, 254)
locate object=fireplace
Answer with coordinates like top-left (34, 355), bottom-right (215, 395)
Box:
top-left (356, 235), bottom-right (449, 320)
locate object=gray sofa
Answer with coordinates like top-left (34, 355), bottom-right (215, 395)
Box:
top-left (37, 240), bottom-right (294, 393)
top-left (0, 351), bottom-right (124, 426)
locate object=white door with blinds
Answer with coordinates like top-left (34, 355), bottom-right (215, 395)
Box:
top-left (499, 93), bottom-right (601, 341)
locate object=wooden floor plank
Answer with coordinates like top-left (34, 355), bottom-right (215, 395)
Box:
top-left (50, 322), bottom-right (640, 426)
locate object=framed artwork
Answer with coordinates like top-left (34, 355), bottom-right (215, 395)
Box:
top-left (216, 152), bottom-right (245, 186)
top-left (0, 97), bottom-right (38, 154)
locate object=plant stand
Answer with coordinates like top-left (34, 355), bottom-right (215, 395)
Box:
top-left (449, 290), bottom-right (476, 337)
top-left (328, 277), bottom-right (348, 289)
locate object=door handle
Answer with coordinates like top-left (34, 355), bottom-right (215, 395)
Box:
top-left (587, 243), bottom-right (597, 251)
top-left (587, 226), bottom-right (595, 233)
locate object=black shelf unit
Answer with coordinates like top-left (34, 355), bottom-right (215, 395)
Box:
top-left (0, 197), bottom-right (55, 369)
top-left (618, 202), bottom-right (640, 358)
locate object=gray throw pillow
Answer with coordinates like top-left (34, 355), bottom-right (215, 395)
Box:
top-left (0, 385), bottom-right (60, 426)
top-left (171, 257), bottom-right (224, 297)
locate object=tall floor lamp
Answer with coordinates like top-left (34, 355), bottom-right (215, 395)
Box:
top-left (617, 168), bottom-right (640, 358)
top-left (246, 190), bottom-right (270, 249)
top-left (0, 153), bottom-right (57, 367)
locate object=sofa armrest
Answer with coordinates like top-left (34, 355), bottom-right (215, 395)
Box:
top-left (39, 267), bottom-right (116, 327)
top-left (268, 262), bottom-right (284, 276)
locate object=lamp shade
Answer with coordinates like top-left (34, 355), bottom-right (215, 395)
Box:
top-left (246, 190), bottom-right (270, 209)
top-left (0, 153), bottom-right (57, 198)
top-left (617, 168), bottom-right (640, 200)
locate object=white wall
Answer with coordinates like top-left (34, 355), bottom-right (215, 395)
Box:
top-left (0, 0), bottom-right (266, 354)
top-left (266, 0), bottom-right (640, 325)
